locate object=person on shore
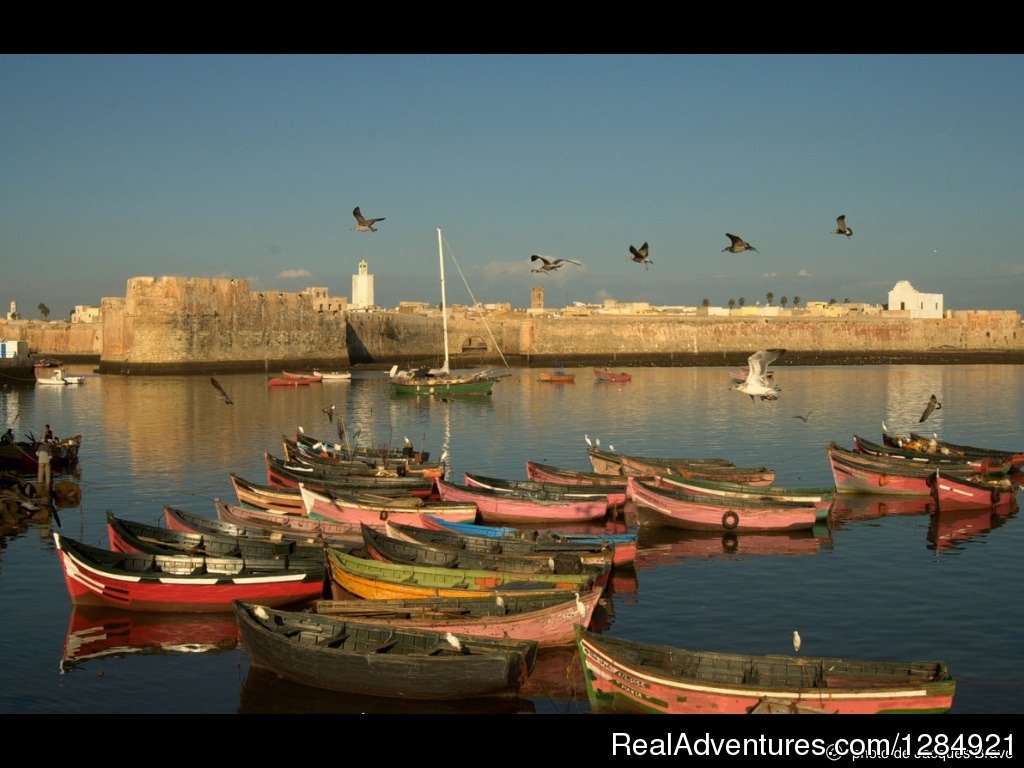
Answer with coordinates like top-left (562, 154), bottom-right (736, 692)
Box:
top-left (36, 439), bottom-right (52, 496)
top-left (43, 424), bottom-right (54, 442)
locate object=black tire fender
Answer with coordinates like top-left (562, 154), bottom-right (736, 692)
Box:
top-left (379, 510), bottom-right (389, 521)
top-left (722, 510), bottom-right (739, 530)
top-left (722, 532), bottom-right (739, 553)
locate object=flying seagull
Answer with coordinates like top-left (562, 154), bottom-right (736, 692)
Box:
top-left (628, 242), bottom-right (652, 269)
top-left (919, 394), bottom-right (942, 423)
top-left (731, 349), bottom-right (785, 402)
top-left (530, 254), bottom-right (583, 274)
top-left (832, 215), bottom-right (853, 237)
top-left (209, 377), bottom-right (233, 405)
top-left (792, 411), bottom-right (812, 422)
top-left (323, 404), bottom-right (336, 423)
top-left (352, 206), bottom-right (385, 233)
top-left (722, 233), bottom-right (758, 254)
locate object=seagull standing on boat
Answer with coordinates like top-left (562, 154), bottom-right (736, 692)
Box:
top-left (832, 215), bottom-right (853, 237)
top-left (209, 377), bottom-right (233, 405)
top-left (919, 394), bottom-right (942, 423)
top-left (530, 255), bottom-right (583, 274)
top-left (731, 349), bottom-right (785, 402)
top-left (722, 233), bottom-right (758, 254)
top-left (352, 206), bottom-right (385, 233)
top-left (628, 242), bottom-right (652, 269)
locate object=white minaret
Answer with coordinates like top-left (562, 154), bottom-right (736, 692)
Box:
top-left (352, 259), bottom-right (374, 309)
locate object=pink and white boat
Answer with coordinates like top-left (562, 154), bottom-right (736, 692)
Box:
top-left (464, 472), bottom-right (626, 506)
top-left (653, 473), bottom-right (834, 515)
top-left (434, 477), bottom-right (608, 525)
top-left (627, 477), bottom-right (819, 532)
top-left (299, 483), bottom-right (478, 530)
top-left (525, 460), bottom-right (630, 490)
top-left (828, 443), bottom-right (940, 496)
top-left (931, 470), bottom-right (1019, 511)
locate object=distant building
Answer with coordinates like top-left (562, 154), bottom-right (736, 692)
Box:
top-left (531, 286), bottom-right (544, 309)
top-left (352, 260), bottom-right (374, 309)
top-left (300, 287), bottom-right (347, 314)
top-left (888, 280), bottom-right (943, 319)
top-left (71, 305), bottom-right (101, 323)
top-left (6, 301), bottom-right (18, 321)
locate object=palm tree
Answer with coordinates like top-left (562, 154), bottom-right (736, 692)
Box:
top-left (780, 296), bottom-right (788, 308)
top-left (728, 298), bottom-right (736, 310)
top-left (738, 297), bottom-right (746, 307)
top-left (793, 296), bottom-right (801, 308)
top-left (702, 298), bottom-right (710, 308)
top-left (843, 298), bottom-right (850, 304)
top-left (37, 302), bottom-right (50, 319)
top-left (828, 298), bottom-right (837, 306)
top-left (766, 291), bottom-right (774, 306)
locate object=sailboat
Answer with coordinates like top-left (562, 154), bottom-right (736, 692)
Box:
top-left (389, 229), bottom-right (511, 397)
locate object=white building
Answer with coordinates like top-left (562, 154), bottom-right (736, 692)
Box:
top-left (351, 260), bottom-right (374, 309)
top-left (71, 305), bottom-right (101, 323)
top-left (888, 280), bottom-right (943, 319)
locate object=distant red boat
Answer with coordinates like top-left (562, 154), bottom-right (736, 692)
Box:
top-left (538, 369), bottom-right (575, 383)
top-left (594, 368), bottom-right (632, 383)
top-left (268, 377), bottom-right (315, 387)
top-left (281, 371), bottom-right (323, 382)
top-left (53, 532), bottom-right (325, 613)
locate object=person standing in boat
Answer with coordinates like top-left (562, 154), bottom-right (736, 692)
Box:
top-left (43, 424), bottom-right (54, 442)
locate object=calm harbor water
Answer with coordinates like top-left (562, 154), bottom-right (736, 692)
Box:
top-left (1, 363), bottom-right (1021, 715)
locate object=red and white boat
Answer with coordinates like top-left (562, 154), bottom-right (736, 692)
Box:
top-left (627, 476), bottom-right (820, 532)
top-left (828, 442), bottom-right (942, 496)
top-left (281, 371), bottom-right (323, 382)
top-left (930, 470), bottom-right (1019, 511)
top-left (53, 532), bottom-right (325, 613)
top-left (299, 483), bottom-right (477, 531)
top-left (435, 477), bottom-right (608, 525)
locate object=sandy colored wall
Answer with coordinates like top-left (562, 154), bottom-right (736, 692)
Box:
top-left (0, 319), bottom-right (102, 359)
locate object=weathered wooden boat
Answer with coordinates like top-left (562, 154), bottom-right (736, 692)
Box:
top-left (464, 471), bottom-right (626, 506)
top-left (284, 437), bottom-right (444, 479)
top-left (267, 376), bottom-right (316, 387)
top-left (587, 446), bottom-right (735, 477)
top-left (282, 371), bottom-right (323, 381)
top-left (928, 502), bottom-right (1018, 551)
top-left (234, 600), bottom-right (537, 699)
top-left (382, 518), bottom-right (618, 569)
top-left (627, 477), bottom-right (820, 532)
top-left (930, 470), bottom-right (1019, 511)
top-left (105, 511), bottom-right (325, 564)
top-left (54, 532), bottom-right (326, 613)
top-left (420, 516), bottom-right (637, 566)
top-left (312, 585), bottom-right (603, 647)
top-left (0, 434), bottom-right (82, 476)
top-left (620, 454), bottom-right (776, 487)
top-left (213, 499), bottom-right (364, 543)
top-left (165, 504), bottom-right (344, 546)
top-left (654, 473), bottom-right (834, 516)
top-left (231, 473), bottom-right (306, 513)
top-left (525, 460), bottom-right (630, 489)
top-left (435, 477), bottom-right (608, 525)
top-left (327, 545), bottom-right (604, 599)
top-left (362, 522), bottom-right (608, 576)
top-left (593, 368), bottom-right (631, 383)
top-left (538, 369), bottom-right (575, 383)
top-left (296, 429), bottom-right (431, 465)
top-left (854, 434), bottom-right (1012, 475)
top-left (299, 483), bottom-right (477, 531)
top-left (312, 370), bottom-right (352, 380)
top-left (575, 626), bottom-right (956, 714)
top-left (828, 443), bottom-right (957, 496)
top-left (265, 452), bottom-right (435, 497)
top-left (60, 605), bottom-right (241, 673)
top-left (884, 430), bottom-right (1024, 470)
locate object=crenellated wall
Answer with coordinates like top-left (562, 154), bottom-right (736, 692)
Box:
top-left (96, 276), bottom-right (350, 374)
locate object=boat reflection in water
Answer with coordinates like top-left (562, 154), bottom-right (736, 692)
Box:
top-left (60, 606), bottom-right (241, 674)
top-left (928, 498), bottom-right (1019, 553)
top-left (238, 665), bottom-right (537, 714)
top-left (830, 493), bottom-right (937, 528)
top-left (519, 646), bottom-right (588, 711)
top-left (634, 523), bottom-right (833, 571)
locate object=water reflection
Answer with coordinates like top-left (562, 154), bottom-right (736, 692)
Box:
top-left (830, 493), bottom-right (937, 527)
top-left (634, 525), bottom-right (832, 571)
top-left (927, 500), bottom-right (1019, 552)
top-left (60, 605), bottom-right (241, 673)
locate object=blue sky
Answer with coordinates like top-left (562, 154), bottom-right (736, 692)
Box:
top-left (2, 54), bottom-right (1023, 319)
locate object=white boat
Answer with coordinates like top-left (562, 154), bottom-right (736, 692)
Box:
top-left (36, 368), bottom-right (85, 386)
top-left (313, 370), bottom-right (352, 381)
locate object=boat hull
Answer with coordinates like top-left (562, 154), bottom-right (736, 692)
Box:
top-left (436, 478), bottom-right (608, 525)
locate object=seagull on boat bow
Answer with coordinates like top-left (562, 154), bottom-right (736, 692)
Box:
top-left (731, 349), bottom-right (784, 402)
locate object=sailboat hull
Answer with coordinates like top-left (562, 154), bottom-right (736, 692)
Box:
top-left (390, 377), bottom-right (496, 396)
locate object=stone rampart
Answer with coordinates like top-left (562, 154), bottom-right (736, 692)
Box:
top-left (0, 319), bottom-right (101, 360)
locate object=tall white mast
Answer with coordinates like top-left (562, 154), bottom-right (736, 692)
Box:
top-left (437, 227), bottom-right (450, 374)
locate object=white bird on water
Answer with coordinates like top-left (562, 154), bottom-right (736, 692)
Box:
top-left (731, 349), bottom-right (785, 402)
top-left (793, 630), bottom-right (801, 654)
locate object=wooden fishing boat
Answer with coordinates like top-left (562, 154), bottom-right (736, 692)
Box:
top-left (854, 434), bottom-right (1012, 475)
top-left (165, 504), bottom-right (344, 546)
top-left (327, 546), bottom-right (604, 599)
top-left (435, 477), bottom-right (608, 525)
top-left (654, 473), bottom-right (834, 516)
top-left (464, 471), bottom-right (626, 506)
top-left (420, 516), bottom-right (637, 566)
top-left (234, 600), bottom-right (538, 700)
top-left (0, 434), bottom-right (82, 476)
top-left (525, 460), bottom-right (630, 489)
top-left (930, 470), bottom-right (1019, 511)
top-left (105, 511), bottom-right (324, 564)
top-left (883, 430), bottom-right (1024, 470)
top-left (53, 532), bottom-right (326, 613)
top-left (60, 605), bottom-right (241, 673)
top-left (284, 437), bottom-right (444, 479)
top-left (213, 499), bottom-right (364, 543)
top-left (828, 443), bottom-right (957, 496)
top-left (620, 454), bottom-right (776, 487)
top-left (299, 484), bottom-right (477, 531)
top-left (265, 452), bottom-right (435, 497)
top-left (586, 446), bottom-right (741, 478)
top-left (312, 370), bottom-right (351, 380)
top-left (312, 586), bottom-right (603, 647)
top-left (380, 519), bottom-right (617, 568)
top-left (281, 371), bottom-right (323, 382)
top-left (538, 369), bottom-right (575, 383)
top-left (267, 376), bottom-right (316, 387)
top-left (575, 626), bottom-right (956, 714)
top-left (361, 522), bottom-right (608, 576)
top-left (231, 473), bottom-right (306, 513)
top-left (627, 477), bottom-right (820, 532)
top-left (295, 429), bottom-right (431, 464)
top-left (593, 368), bottom-right (631, 383)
